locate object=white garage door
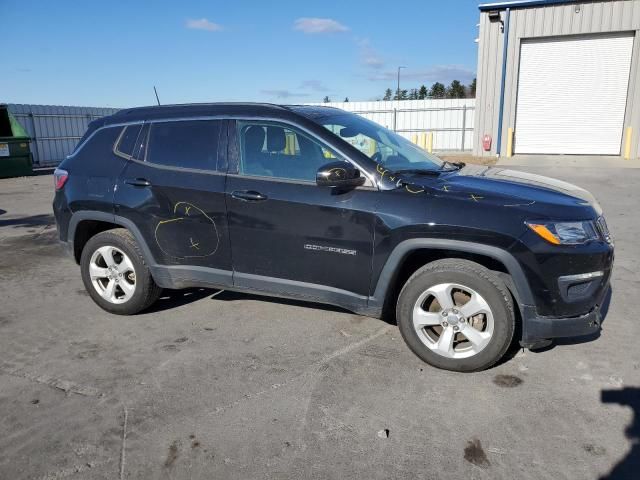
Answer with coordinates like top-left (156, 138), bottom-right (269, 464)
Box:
top-left (515, 34), bottom-right (633, 155)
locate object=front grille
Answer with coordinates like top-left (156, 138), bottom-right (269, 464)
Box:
top-left (596, 216), bottom-right (611, 244)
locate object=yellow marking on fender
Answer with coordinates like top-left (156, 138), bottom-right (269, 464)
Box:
top-left (376, 164), bottom-right (389, 180)
top-left (442, 185), bottom-right (450, 192)
top-left (470, 194), bottom-right (483, 202)
top-left (189, 238), bottom-right (200, 250)
top-left (405, 185), bottom-right (425, 194)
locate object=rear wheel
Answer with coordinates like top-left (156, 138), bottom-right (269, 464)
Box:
top-left (396, 259), bottom-right (514, 372)
top-left (80, 229), bottom-right (161, 315)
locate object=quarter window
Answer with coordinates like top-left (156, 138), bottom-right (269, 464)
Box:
top-left (146, 120), bottom-right (220, 170)
top-left (114, 124), bottom-right (142, 158)
top-left (238, 122), bottom-right (345, 181)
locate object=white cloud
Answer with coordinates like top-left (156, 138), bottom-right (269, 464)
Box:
top-left (185, 18), bottom-right (223, 31)
top-left (357, 38), bottom-right (385, 70)
top-left (293, 17), bottom-right (349, 34)
top-left (299, 80), bottom-right (330, 92)
top-left (261, 89), bottom-right (311, 99)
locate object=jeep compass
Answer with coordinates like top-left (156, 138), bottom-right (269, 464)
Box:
top-left (52, 103), bottom-right (613, 372)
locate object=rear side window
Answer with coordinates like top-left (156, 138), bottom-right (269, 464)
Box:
top-left (114, 124), bottom-right (142, 158)
top-left (77, 127), bottom-right (121, 159)
top-left (146, 120), bottom-right (220, 170)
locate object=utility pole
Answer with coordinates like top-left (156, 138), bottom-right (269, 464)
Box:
top-left (396, 66), bottom-right (406, 100)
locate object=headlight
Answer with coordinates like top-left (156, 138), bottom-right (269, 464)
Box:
top-left (526, 220), bottom-right (599, 245)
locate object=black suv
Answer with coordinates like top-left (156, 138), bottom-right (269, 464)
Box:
top-left (53, 103), bottom-right (613, 372)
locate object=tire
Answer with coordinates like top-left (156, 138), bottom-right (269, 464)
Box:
top-left (80, 228), bottom-right (162, 315)
top-left (396, 259), bottom-right (515, 372)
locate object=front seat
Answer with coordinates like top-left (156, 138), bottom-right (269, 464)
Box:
top-left (243, 126), bottom-right (270, 176)
top-left (265, 126), bottom-right (289, 178)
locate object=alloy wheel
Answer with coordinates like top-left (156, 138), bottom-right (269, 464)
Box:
top-left (88, 246), bottom-right (137, 304)
top-left (412, 283), bottom-right (494, 359)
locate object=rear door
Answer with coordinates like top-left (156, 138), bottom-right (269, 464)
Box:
top-left (114, 119), bottom-right (232, 286)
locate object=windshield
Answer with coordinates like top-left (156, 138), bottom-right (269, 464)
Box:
top-left (305, 110), bottom-right (444, 172)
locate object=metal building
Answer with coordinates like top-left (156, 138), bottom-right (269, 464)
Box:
top-left (473, 0), bottom-right (640, 161)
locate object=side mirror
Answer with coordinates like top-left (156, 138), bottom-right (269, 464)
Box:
top-left (316, 161), bottom-right (366, 188)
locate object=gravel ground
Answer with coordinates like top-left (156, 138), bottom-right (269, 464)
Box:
top-left (0, 168), bottom-right (638, 480)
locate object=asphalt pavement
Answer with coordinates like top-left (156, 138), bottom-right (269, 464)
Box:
top-left (0, 167), bottom-right (638, 479)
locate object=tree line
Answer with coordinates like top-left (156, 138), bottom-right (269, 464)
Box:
top-left (322, 78), bottom-right (476, 103)
top-left (388, 78), bottom-right (476, 100)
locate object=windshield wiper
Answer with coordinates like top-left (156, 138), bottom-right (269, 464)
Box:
top-left (440, 160), bottom-right (465, 171)
top-left (393, 168), bottom-right (441, 176)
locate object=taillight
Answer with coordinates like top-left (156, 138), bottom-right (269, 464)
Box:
top-left (53, 168), bottom-right (69, 191)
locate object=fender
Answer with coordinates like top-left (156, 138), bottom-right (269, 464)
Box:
top-left (367, 238), bottom-right (535, 311)
top-left (67, 211), bottom-right (158, 267)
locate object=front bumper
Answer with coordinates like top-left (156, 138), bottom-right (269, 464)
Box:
top-left (519, 283), bottom-right (610, 347)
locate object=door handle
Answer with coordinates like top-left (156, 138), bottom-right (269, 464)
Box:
top-left (231, 190), bottom-right (268, 202)
top-left (125, 178), bottom-right (152, 187)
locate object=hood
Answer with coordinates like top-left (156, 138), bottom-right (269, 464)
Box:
top-left (394, 164), bottom-right (601, 216)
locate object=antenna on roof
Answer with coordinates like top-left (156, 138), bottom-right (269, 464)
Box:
top-left (153, 86), bottom-right (161, 106)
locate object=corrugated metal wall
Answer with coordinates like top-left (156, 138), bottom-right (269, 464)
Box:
top-left (7, 99), bottom-right (475, 167)
top-left (7, 104), bottom-right (119, 167)
top-left (307, 99), bottom-right (476, 151)
top-left (474, 0), bottom-right (640, 159)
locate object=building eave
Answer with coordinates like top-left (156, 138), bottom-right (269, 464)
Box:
top-left (479, 0), bottom-right (577, 11)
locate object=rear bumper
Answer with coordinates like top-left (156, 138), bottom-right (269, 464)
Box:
top-left (520, 283), bottom-right (610, 347)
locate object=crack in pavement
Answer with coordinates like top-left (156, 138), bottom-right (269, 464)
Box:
top-left (208, 326), bottom-right (391, 417)
top-left (0, 368), bottom-right (102, 397)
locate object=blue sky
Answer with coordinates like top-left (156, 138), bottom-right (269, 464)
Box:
top-left (1, 0), bottom-right (483, 108)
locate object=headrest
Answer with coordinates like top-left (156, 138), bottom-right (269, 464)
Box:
top-left (266, 126), bottom-right (286, 152)
top-left (244, 126), bottom-right (265, 151)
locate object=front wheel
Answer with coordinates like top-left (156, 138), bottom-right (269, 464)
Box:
top-left (80, 228), bottom-right (162, 315)
top-left (396, 259), bottom-right (515, 372)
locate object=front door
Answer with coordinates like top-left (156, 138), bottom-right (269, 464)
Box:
top-left (114, 119), bottom-right (232, 286)
top-left (225, 120), bottom-right (377, 309)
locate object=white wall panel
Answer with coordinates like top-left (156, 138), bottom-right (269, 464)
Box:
top-left (306, 99), bottom-right (476, 151)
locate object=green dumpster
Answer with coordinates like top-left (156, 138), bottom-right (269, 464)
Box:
top-left (0, 105), bottom-right (33, 178)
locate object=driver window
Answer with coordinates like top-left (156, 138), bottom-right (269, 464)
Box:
top-left (238, 122), bottom-right (348, 182)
